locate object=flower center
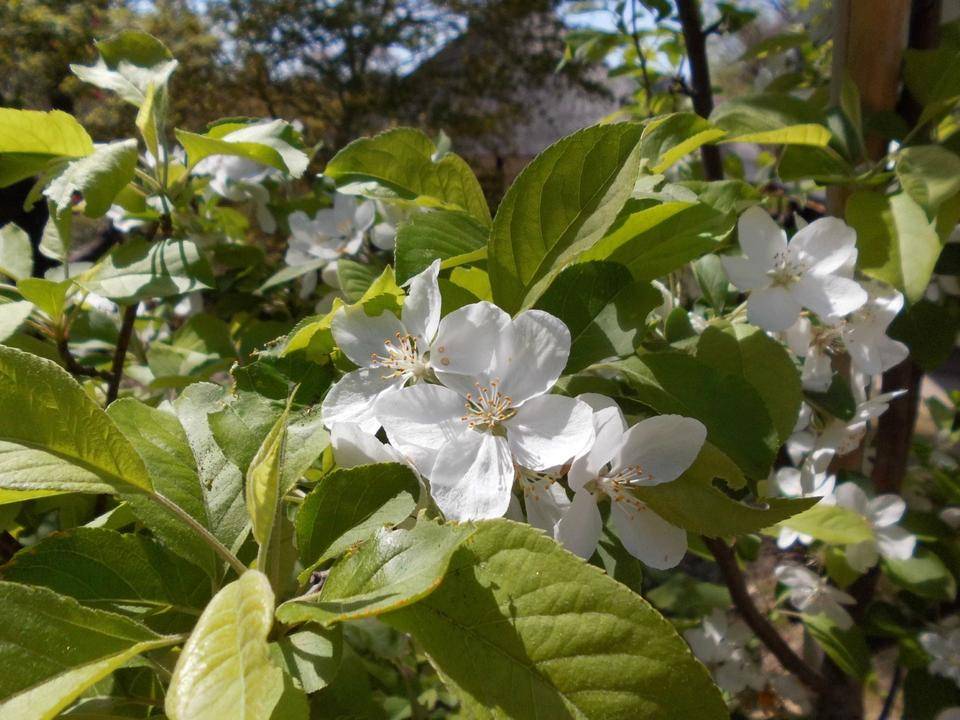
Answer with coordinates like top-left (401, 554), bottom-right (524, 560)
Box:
top-left (768, 250), bottom-right (809, 287)
top-left (461, 381), bottom-right (515, 432)
top-left (370, 332), bottom-right (428, 380)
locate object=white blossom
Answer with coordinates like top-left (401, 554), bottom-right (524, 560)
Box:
top-left (789, 390), bottom-right (905, 459)
top-left (321, 260), bottom-right (441, 433)
top-left (835, 482), bottom-right (916, 572)
top-left (775, 449), bottom-right (836, 549)
top-left (374, 302), bottom-right (594, 521)
top-left (330, 422), bottom-right (405, 468)
top-left (555, 396), bottom-right (705, 569)
top-left (920, 624), bottom-right (960, 688)
top-left (285, 192), bottom-right (374, 269)
top-left (684, 610), bottom-right (765, 695)
top-left (775, 563), bottom-right (855, 629)
top-left (721, 207), bottom-right (867, 332)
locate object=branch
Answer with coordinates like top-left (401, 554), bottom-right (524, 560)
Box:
top-left (105, 303), bottom-right (138, 406)
top-left (675, 0), bottom-right (724, 180)
top-left (703, 536), bottom-right (829, 694)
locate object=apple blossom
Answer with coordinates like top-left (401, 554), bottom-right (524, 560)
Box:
top-left (775, 563), bottom-right (855, 629)
top-left (374, 303), bottom-right (594, 521)
top-left (556, 397), bottom-right (706, 569)
top-left (920, 623), bottom-right (960, 688)
top-left (774, 449), bottom-right (836, 549)
top-left (721, 207), bottom-right (867, 332)
top-left (684, 609), bottom-right (765, 695)
top-left (321, 259), bottom-right (442, 432)
top-left (330, 422), bottom-right (405, 468)
top-left (789, 390), bottom-right (905, 459)
top-left (835, 482), bottom-right (916, 572)
top-left (285, 192), bottom-right (375, 270)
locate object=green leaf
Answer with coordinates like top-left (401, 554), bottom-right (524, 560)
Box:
top-left (646, 575), bottom-right (731, 618)
top-left (166, 571), bottom-right (283, 720)
top-left (488, 123), bottom-right (644, 312)
top-left (247, 401), bottom-right (290, 550)
top-left (696, 322), bottom-right (802, 443)
top-left (534, 261), bottom-right (660, 373)
top-left (296, 463), bottom-right (420, 571)
top-left (385, 519), bottom-right (727, 719)
top-left (599, 352), bottom-right (779, 478)
top-left (71, 31), bottom-right (177, 106)
top-left (147, 314), bottom-right (237, 387)
top-left (0, 582), bottom-right (176, 720)
top-left (394, 209), bottom-right (488, 284)
top-left (640, 113), bottom-right (726, 173)
top-left (78, 238), bottom-right (214, 304)
top-left (631, 443), bottom-right (816, 536)
top-left (0, 346), bottom-right (152, 493)
top-left (16, 277), bottom-right (69, 321)
top-left (777, 503), bottom-right (874, 544)
top-left (177, 119), bottom-right (307, 177)
top-left (44, 139), bottom-right (138, 218)
top-left (711, 93), bottom-right (825, 137)
top-left (0, 109), bottom-right (93, 187)
top-left (259, 259), bottom-right (328, 291)
top-left (1, 526), bottom-right (210, 623)
top-left (0, 224), bottom-right (32, 281)
top-left (325, 128), bottom-right (490, 225)
top-left (272, 627), bottom-right (342, 694)
top-left (692, 254), bottom-right (730, 312)
top-left (805, 373), bottom-right (857, 421)
top-left (882, 548), bottom-right (957, 601)
top-left (721, 124), bottom-right (831, 146)
top-left (107, 398), bottom-right (218, 577)
top-left (896, 145), bottom-right (960, 215)
top-left (889, 298), bottom-right (960, 371)
top-left (278, 522), bottom-right (475, 626)
top-left (581, 200), bottom-right (734, 281)
top-left (0, 301), bottom-right (32, 344)
top-left (803, 613), bottom-right (871, 680)
top-left (337, 258), bottom-right (384, 303)
top-left (846, 190), bottom-right (943, 303)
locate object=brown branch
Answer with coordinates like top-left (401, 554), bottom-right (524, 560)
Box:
top-left (57, 335), bottom-right (113, 382)
top-left (675, 0), bottom-right (724, 181)
top-left (703, 536), bottom-right (828, 694)
top-left (105, 303), bottom-right (138, 406)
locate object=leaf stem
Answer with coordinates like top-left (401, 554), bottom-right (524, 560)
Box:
top-left (703, 536), bottom-right (828, 694)
top-left (150, 492), bottom-right (247, 576)
top-left (105, 303), bottom-right (138, 406)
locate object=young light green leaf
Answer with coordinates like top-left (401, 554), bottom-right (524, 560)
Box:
top-left (1, 526), bottom-right (210, 623)
top-left (278, 522), bottom-right (475, 626)
top-left (534, 261), bottom-right (661, 373)
top-left (272, 627), bottom-right (342, 694)
top-left (166, 571), bottom-right (283, 720)
top-left (0, 301), bottom-right (32, 343)
top-left (394, 209), bottom-right (488, 284)
top-left (0, 109), bottom-right (93, 187)
top-left (44, 139), bottom-right (138, 218)
top-left (775, 504), bottom-right (874, 545)
top-left (721, 124), bottom-right (831, 146)
top-left (247, 401), bottom-right (291, 550)
top-left (488, 122), bottom-right (644, 312)
top-left (640, 113), bottom-right (726, 173)
top-left (711, 93), bottom-right (825, 137)
top-left (895, 145), bottom-right (960, 216)
top-left (846, 190), bottom-right (942, 303)
top-left (0, 224), bottom-right (32, 281)
top-left (385, 519), bottom-right (728, 719)
top-left (71, 30), bottom-right (178, 106)
top-left (0, 582), bottom-right (177, 720)
top-left (802, 613), bottom-right (871, 680)
top-left (78, 238), bottom-right (214, 303)
top-left (16, 277), bottom-right (70, 321)
top-left (178, 119), bottom-right (308, 177)
top-left (324, 128), bottom-right (490, 225)
top-left (882, 548), bottom-right (957, 601)
top-left (296, 463), bottom-right (420, 572)
top-left (0, 345), bottom-right (152, 493)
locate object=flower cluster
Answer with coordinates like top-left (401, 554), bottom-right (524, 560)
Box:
top-left (321, 260), bottom-right (706, 568)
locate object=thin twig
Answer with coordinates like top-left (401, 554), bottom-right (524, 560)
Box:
top-left (877, 665), bottom-right (902, 720)
top-left (703, 536), bottom-right (829, 694)
top-left (57, 335), bottom-right (113, 381)
top-left (105, 303), bottom-right (138, 406)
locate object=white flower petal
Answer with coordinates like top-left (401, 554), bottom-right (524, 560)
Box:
top-left (790, 216), bottom-right (858, 275)
top-left (747, 285), bottom-right (803, 331)
top-left (775, 563), bottom-right (819, 590)
top-left (613, 415), bottom-right (706, 485)
top-left (353, 199), bottom-right (376, 232)
top-left (331, 422), bottom-right (403, 467)
top-left (776, 467), bottom-right (802, 497)
top-left (835, 482), bottom-right (869, 516)
top-left (430, 301), bottom-right (509, 383)
top-left (867, 494), bottom-right (906, 527)
top-left (738, 206), bottom-right (786, 268)
top-left (877, 525), bottom-right (916, 560)
top-left (568, 404), bottom-right (628, 491)
top-left (801, 349), bottom-right (833, 392)
top-left (401, 259), bottom-right (441, 346)
top-left (371, 222), bottom-right (396, 250)
top-left (374, 383), bottom-right (466, 476)
top-left (792, 274), bottom-right (868, 323)
top-left (321, 368), bottom-right (402, 431)
top-left (523, 479), bottom-right (570, 534)
top-left (505, 396), bottom-right (594, 472)
top-left (492, 310), bottom-right (571, 405)
top-left (721, 255), bottom-right (770, 292)
top-left (332, 306), bottom-right (406, 368)
top-left (555, 490), bottom-right (603, 559)
top-left (610, 498), bottom-right (687, 569)
top-left (429, 432), bottom-right (514, 521)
